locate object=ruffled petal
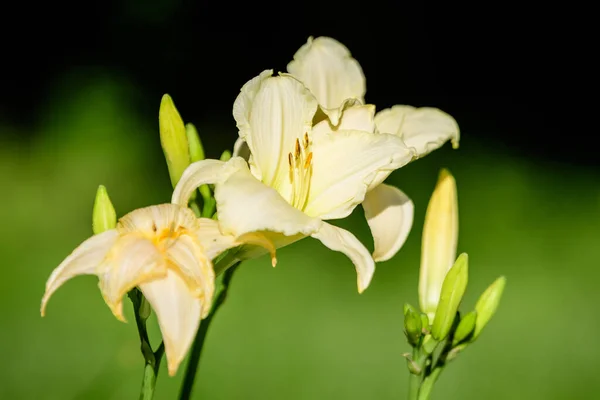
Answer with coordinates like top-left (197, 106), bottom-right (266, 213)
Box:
top-left (40, 230), bottom-right (119, 316)
top-left (311, 222), bottom-right (375, 293)
top-left (374, 105), bottom-right (460, 157)
top-left (304, 130), bottom-right (414, 220)
top-left (287, 36), bottom-right (365, 126)
top-left (312, 105), bottom-right (376, 136)
top-left (363, 184), bottom-right (414, 262)
top-left (139, 270), bottom-right (203, 376)
top-left (232, 71), bottom-right (318, 189)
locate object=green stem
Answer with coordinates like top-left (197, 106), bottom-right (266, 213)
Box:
top-left (408, 372), bottom-right (421, 400)
top-left (417, 367), bottom-right (442, 400)
top-left (178, 262), bottom-right (240, 400)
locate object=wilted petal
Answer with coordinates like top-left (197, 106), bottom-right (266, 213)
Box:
top-left (287, 36), bottom-right (365, 126)
top-left (215, 161), bottom-right (322, 237)
top-left (171, 158), bottom-right (243, 207)
top-left (363, 184), bottom-right (414, 262)
top-left (312, 105), bottom-right (376, 136)
top-left (97, 235), bottom-right (166, 321)
top-left (232, 71), bottom-right (317, 189)
top-left (41, 230), bottom-right (119, 316)
top-left (139, 270), bottom-right (203, 376)
top-left (375, 105), bottom-right (460, 157)
top-left (196, 218), bottom-right (277, 267)
top-left (164, 234), bottom-right (214, 300)
top-left (311, 222), bottom-right (375, 293)
top-left (304, 130), bottom-right (413, 220)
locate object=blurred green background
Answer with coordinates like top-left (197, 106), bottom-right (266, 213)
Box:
top-left (1, 1), bottom-right (597, 398)
top-left (1, 72), bottom-right (599, 399)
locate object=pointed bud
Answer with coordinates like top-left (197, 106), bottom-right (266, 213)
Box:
top-left (421, 334), bottom-right (438, 355)
top-left (419, 169), bottom-right (459, 322)
top-left (185, 123), bottom-right (205, 163)
top-left (220, 149), bottom-right (232, 162)
top-left (159, 94), bottom-right (190, 188)
top-left (472, 276), bottom-right (506, 340)
top-left (452, 310), bottom-right (477, 346)
top-left (404, 303), bottom-right (422, 347)
top-left (432, 253), bottom-right (469, 340)
top-left (420, 313), bottom-right (430, 333)
top-left (92, 185), bottom-right (117, 235)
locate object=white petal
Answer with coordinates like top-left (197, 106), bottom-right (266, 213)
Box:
top-left (304, 130), bottom-right (414, 220)
top-left (363, 184), bottom-right (414, 262)
top-left (196, 218), bottom-right (277, 267)
top-left (312, 104), bottom-right (376, 137)
top-left (139, 270), bottom-right (203, 376)
top-left (214, 161), bottom-right (322, 237)
top-left (171, 158), bottom-right (245, 206)
top-left (232, 71), bottom-right (317, 189)
top-left (97, 235), bottom-right (166, 321)
top-left (311, 222), bottom-right (374, 293)
top-left (164, 234), bottom-right (214, 301)
top-left (374, 105), bottom-right (460, 157)
top-left (287, 36), bottom-right (365, 126)
top-left (40, 230), bottom-right (119, 316)
top-left (232, 137), bottom-right (250, 161)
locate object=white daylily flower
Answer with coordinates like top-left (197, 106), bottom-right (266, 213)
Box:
top-left (41, 204), bottom-right (275, 376)
top-left (287, 36), bottom-right (365, 126)
top-left (285, 36), bottom-right (460, 262)
top-left (173, 71), bottom-right (415, 292)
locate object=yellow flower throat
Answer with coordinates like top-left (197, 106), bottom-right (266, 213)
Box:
top-left (288, 132), bottom-right (313, 210)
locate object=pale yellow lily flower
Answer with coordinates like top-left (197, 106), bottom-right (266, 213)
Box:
top-left (284, 36), bottom-right (460, 263)
top-left (419, 170), bottom-right (458, 322)
top-left (173, 71), bottom-right (415, 293)
top-left (41, 204), bottom-right (275, 376)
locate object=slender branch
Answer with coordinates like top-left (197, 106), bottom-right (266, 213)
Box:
top-left (178, 262), bottom-right (241, 400)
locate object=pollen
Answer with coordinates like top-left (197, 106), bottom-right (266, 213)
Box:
top-left (288, 132), bottom-right (313, 210)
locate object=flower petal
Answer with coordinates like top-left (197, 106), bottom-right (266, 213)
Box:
top-left (40, 230), bottom-right (119, 316)
top-left (139, 270), bottom-right (202, 376)
top-left (374, 105), bottom-right (460, 157)
top-left (363, 184), bottom-right (414, 262)
top-left (312, 104), bottom-right (376, 136)
top-left (196, 218), bottom-right (277, 267)
top-left (304, 130), bottom-right (414, 220)
top-left (287, 36), bottom-right (366, 126)
top-left (171, 158), bottom-right (245, 206)
top-left (215, 160), bottom-right (322, 237)
top-left (97, 235), bottom-right (166, 321)
top-left (232, 71), bottom-right (318, 190)
top-left (311, 222), bottom-right (374, 293)
top-left (164, 234), bottom-right (214, 301)
top-left (232, 137), bottom-right (250, 161)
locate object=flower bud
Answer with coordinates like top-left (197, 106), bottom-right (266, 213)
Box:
top-left (472, 276), bottom-right (506, 340)
top-left (419, 169), bottom-right (458, 321)
top-left (159, 94), bottom-right (190, 188)
top-left (92, 185), bottom-right (117, 234)
top-left (452, 310), bottom-right (477, 346)
top-left (220, 149), bottom-right (232, 162)
top-left (185, 122), bottom-right (205, 163)
top-left (431, 253), bottom-right (468, 340)
top-left (403, 303), bottom-right (422, 347)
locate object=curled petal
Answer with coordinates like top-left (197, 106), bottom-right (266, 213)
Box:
top-left (215, 161), bottom-right (322, 237)
top-left (41, 230), bottom-right (119, 316)
top-left (311, 222), bottom-right (375, 293)
top-left (232, 137), bottom-right (250, 161)
top-left (304, 130), bottom-right (414, 220)
top-left (232, 71), bottom-right (317, 188)
top-left (312, 105), bottom-right (376, 136)
top-left (374, 105), bottom-right (460, 158)
top-left (139, 270), bottom-right (203, 376)
top-left (287, 36), bottom-right (366, 126)
top-left (97, 235), bottom-right (166, 321)
top-left (363, 184), bottom-right (414, 262)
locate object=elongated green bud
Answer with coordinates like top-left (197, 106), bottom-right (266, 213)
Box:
top-left (186, 122), bottom-right (205, 163)
top-left (432, 253), bottom-right (469, 340)
top-left (404, 303), bottom-right (422, 347)
top-left (452, 310), bottom-right (477, 346)
top-left (220, 149), bottom-right (232, 161)
top-left (472, 276), bottom-right (506, 340)
top-left (92, 185), bottom-right (117, 234)
top-left (159, 94), bottom-right (190, 188)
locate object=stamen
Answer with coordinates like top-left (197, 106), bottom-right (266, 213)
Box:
top-left (295, 139), bottom-right (301, 158)
top-left (304, 152), bottom-right (313, 169)
top-left (288, 134), bottom-right (314, 210)
top-left (303, 132), bottom-right (309, 149)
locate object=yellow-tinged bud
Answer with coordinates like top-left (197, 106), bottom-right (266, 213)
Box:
top-left (92, 185), bottom-right (117, 235)
top-left (472, 276), bottom-right (506, 340)
top-left (432, 253), bottom-right (468, 341)
top-left (159, 94), bottom-right (190, 188)
top-left (419, 169), bottom-right (458, 321)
